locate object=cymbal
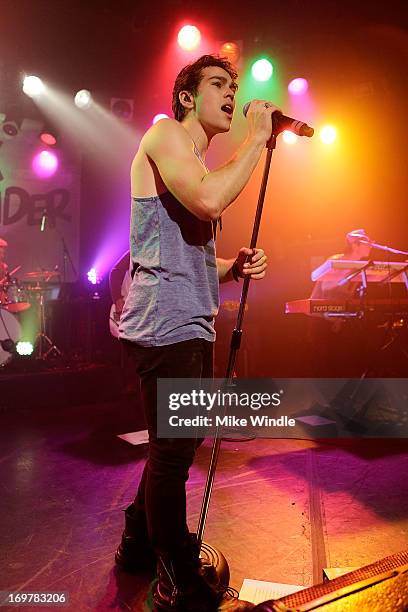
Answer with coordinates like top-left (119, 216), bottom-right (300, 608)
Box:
top-left (26, 285), bottom-right (54, 292)
top-left (1, 302), bottom-right (31, 313)
top-left (24, 270), bottom-right (60, 280)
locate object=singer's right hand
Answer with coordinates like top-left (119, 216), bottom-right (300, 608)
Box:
top-left (245, 100), bottom-right (282, 145)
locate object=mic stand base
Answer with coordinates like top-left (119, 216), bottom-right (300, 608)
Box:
top-left (35, 332), bottom-right (63, 360)
top-left (35, 292), bottom-right (63, 361)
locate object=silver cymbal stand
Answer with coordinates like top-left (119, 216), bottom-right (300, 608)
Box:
top-left (35, 289), bottom-right (62, 359)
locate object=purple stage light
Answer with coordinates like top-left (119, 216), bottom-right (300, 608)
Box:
top-left (87, 268), bottom-right (98, 285)
top-left (288, 78), bottom-right (309, 95)
top-left (32, 150), bottom-right (59, 178)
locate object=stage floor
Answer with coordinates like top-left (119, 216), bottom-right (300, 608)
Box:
top-left (1, 394), bottom-right (407, 610)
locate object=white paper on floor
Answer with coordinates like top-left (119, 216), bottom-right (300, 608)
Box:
top-left (323, 567), bottom-right (360, 580)
top-left (239, 579), bottom-right (304, 605)
top-left (117, 430), bottom-right (149, 445)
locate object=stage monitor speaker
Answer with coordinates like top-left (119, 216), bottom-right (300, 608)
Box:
top-left (253, 549), bottom-right (408, 611)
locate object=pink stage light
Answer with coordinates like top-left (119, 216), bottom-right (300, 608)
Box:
top-left (40, 133), bottom-right (57, 146)
top-left (152, 113), bottom-right (169, 125)
top-left (177, 25), bottom-right (201, 51)
top-left (32, 150), bottom-right (59, 178)
top-left (288, 78), bottom-right (309, 95)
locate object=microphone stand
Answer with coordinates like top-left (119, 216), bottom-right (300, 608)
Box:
top-left (61, 236), bottom-right (77, 283)
top-left (197, 133), bottom-right (277, 546)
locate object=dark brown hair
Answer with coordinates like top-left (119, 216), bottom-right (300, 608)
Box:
top-left (172, 54), bottom-right (238, 122)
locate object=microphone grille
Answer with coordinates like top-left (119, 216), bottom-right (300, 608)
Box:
top-left (242, 101), bottom-right (251, 117)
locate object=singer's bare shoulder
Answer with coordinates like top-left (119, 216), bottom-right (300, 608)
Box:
top-left (139, 118), bottom-right (206, 178)
top-left (140, 118), bottom-right (195, 156)
top-left (131, 119), bottom-right (209, 217)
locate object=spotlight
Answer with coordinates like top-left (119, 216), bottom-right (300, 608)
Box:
top-left (219, 41), bottom-right (242, 64)
top-left (282, 130), bottom-right (298, 144)
top-left (2, 122), bottom-right (19, 137)
top-left (251, 59), bottom-right (273, 82)
top-left (110, 98), bottom-right (134, 121)
top-left (23, 75), bottom-right (46, 97)
top-left (288, 78), bottom-right (309, 95)
top-left (16, 341), bottom-right (34, 356)
top-left (320, 125), bottom-right (337, 144)
top-left (177, 25), bottom-right (201, 51)
top-left (74, 89), bottom-right (93, 109)
top-left (40, 132), bottom-right (57, 146)
top-left (87, 268), bottom-right (98, 285)
top-left (32, 150), bottom-right (59, 178)
top-left (152, 113), bottom-right (169, 125)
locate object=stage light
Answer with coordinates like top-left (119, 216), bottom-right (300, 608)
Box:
top-left (251, 59), bottom-right (273, 82)
top-left (288, 78), bottom-right (309, 95)
top-left (110, 98), bottom-right (134, 121)
top-left (152, 113), bottom-right (169, 125)
top-left (177, 25), bottom-right (201, 51)
top-left (74, 89), bottom-right (92, 109)
top-left (16, 341), bottom-right (34, 356)
top-left (282, 130), bottom-right (298, 144)
top-left (320, 125), bottom-right (337, 144)
top-left (40, 132), bottom-right (57, 146)
top-left (219, 41), bottom-right (241, 64)
top-left (2, 122), bottom-right (19, 137)
top-left (87, 268), bottom-right (98, 285)
top-left (32, 150), bottom-right (59, 178)
top-left (23, 75), bottom-right (45, 98)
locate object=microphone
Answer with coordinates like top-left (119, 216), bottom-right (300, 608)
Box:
top-left (40, 207), bottom-right (47, 232)
top-left (350, 233), bottom-right (408, 256)
top-left (243, 101), bottom-right (314, 137)
top-left (370, 242), bottom-right (408, 256)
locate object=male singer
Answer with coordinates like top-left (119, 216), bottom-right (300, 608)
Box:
top-left (117, 54), bottom-right (278, 611)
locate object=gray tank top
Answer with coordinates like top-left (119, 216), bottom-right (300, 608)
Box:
top-left (119, 190), bottom-right (219, 346)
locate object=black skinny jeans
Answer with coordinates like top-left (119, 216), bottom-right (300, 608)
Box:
top-left (123, 337), bottom-right (214, 559)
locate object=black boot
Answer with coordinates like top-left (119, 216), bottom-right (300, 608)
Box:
top-left (152, 555), bottom-right (255, 611)
top-left (115, 504), bottom-right (156, 573)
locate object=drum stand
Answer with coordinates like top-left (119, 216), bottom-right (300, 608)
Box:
top-left (35, 292), bottom-right (62, 359)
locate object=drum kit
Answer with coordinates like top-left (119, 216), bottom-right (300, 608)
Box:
top-left (0, 267), bottom-right (62, 365)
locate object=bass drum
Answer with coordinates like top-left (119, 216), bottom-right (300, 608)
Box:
top-left (3, 279), bottom-right (31, 313)
top-left (0, 308), bottom-right (22, 365)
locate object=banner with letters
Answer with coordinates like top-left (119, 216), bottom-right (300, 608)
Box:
top-left (0, 117), bottom-right (80, 282)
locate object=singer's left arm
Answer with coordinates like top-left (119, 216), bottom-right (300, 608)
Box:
top-left (217, 248), bottom-right (267, 283)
